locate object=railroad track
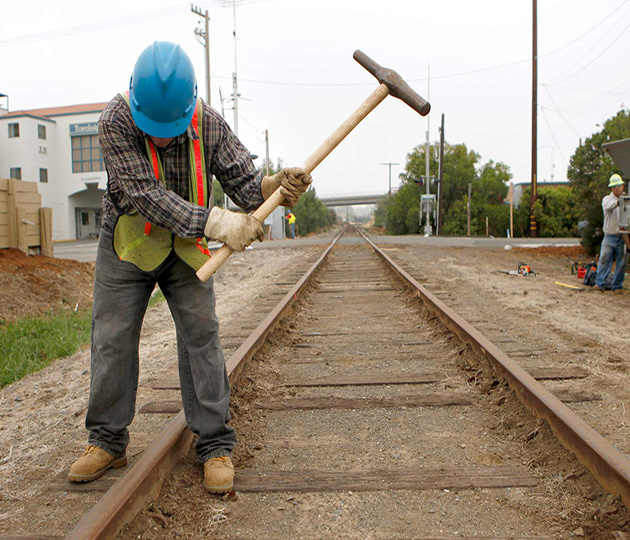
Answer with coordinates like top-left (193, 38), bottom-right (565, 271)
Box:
top-left (15, 226), bottom-right (630, 539)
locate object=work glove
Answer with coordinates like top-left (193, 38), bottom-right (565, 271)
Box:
top-left (204, 206), bottom-right (264, 251)
top-left (261, 167), bottom-right (313, 207)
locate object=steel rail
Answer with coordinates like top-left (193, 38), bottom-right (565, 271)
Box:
top-left (357, 228), bottom-right (630, 510)
top-left (64, 227), bottom-right (346, 540)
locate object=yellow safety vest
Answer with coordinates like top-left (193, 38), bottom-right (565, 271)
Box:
top-left (113, 93), bottom-right (211, 272)
top-left (287, 213), bottom-right (296, 224)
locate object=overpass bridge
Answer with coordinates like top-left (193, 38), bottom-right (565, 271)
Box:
top-left (319, 189), bottom-right (396, 207)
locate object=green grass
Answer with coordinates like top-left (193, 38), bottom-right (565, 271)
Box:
top-left (0, 311), bottom-right (93, 388)
top-left (0, 287), bottom-right (167, 389)
top-left (149, 288), bottom-right (166, 307)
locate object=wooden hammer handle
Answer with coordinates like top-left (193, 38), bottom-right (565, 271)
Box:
top-left (196, 83), bottom-right (390, 282)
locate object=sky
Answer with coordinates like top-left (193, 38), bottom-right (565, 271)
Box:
top-left (2, 0), bottom-right (630, 198)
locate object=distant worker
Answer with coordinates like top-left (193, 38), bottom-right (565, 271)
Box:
top-left (68, 41), bottom-right (311, 494)
top-left (286, 211), bottom-right (297, 239)
top-left (595, 173), bottom-right (630, 293)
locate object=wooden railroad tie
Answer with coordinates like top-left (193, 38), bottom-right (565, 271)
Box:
top-left (234, 465), bottom-right (537, 493)
top-left (147, 366), bottom-right (589, 391)
top-left (140, 389), bottom-right (599, 414)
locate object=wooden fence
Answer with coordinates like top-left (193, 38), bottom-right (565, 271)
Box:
top-left (0, 178), bottom-right (53, 256)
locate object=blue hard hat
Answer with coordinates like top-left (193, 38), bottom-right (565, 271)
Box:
top-left (129, 41), bottom-right (197, 138)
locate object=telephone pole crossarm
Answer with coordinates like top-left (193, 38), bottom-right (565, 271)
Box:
top-left (190, 4), bottom-right (211, 106)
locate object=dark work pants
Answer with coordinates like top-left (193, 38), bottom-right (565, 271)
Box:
top-left (86, 229), bottom-right (236, 462)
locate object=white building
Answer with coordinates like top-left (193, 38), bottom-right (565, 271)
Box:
top-left (0, 101), bottom-right (108, 240)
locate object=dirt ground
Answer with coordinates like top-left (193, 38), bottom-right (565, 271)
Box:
top-left (1, 235), bottom-right (630, 538)
top-left (0, 248), bottom-right (95, 321)
top-left (388, 241), bottom-right (630, 461)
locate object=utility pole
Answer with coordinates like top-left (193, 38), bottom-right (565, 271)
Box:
top-left (190, 4), bottom-right (211, 106)
top-left (423, 63), bottom-right (432, 236)
top-left (381, 162), bottom-right (399, 203)
top-left (381, 162), bottom-right (398, 231)
top-left (265, 130), bottom-right (270, 177)
top-left (467, 183), bottom-right (472, 236)
top-left (509, 181), bottom-right (514, 238)
top-left (437, 113), bottom-right (445, 235)
top-left (232, 0), bottom-right (239, 137)
top-left (530, 0), bottom-right (538, 237)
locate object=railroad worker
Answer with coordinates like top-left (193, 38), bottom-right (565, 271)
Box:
top-left (595, 173), bottom-right (630, 293)
top-left (286, 210), bottom-right (297, 239)
top-left (68, 41), bottom-right (312, 493)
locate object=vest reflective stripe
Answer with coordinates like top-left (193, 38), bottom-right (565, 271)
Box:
top-left (192, 106), bottom-right (205, 206)
top-left (113, 94), bottom-right (212, 272)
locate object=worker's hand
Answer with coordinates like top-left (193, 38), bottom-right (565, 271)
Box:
top-left (204, 206), bottom-right (264, 251)
top-left (261, 167), bottom-right (313, 207)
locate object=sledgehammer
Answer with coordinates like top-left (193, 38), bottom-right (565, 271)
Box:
top-left (196, 50), bottom-right (430, 282)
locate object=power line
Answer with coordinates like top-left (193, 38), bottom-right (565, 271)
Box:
top-left (543, 0), bottom-right (629, 57)
top-left (547, 17), bottom-right (630, 85)
top-left (546, 78), bottom-right (630, 113)
top-left (540, 106), bottom-right (567, 164)
top-left (210, 0), bottom-right (630, 89)
top-left (0, 4), bottom-right (195, 47)
top-left (541, 86), bottom-right (581, 137)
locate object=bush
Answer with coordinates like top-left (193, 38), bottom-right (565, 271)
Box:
top-left (291, 188), bottom-right (336, 236)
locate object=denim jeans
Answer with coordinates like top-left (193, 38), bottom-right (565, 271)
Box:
top-left (595, 234), bottom-right (628, 290)
top-left (86, 229), bottom-right (236, 462)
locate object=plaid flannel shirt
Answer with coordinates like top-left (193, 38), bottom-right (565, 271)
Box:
top-left (99, 94), bottom-right (264, 238)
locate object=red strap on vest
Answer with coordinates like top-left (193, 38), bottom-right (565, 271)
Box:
top-left (191, 105), bottom-right (204, 207)
top-left (191, 104), bottom-right (209, 254)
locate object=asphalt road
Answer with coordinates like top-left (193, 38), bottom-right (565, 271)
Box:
top-left (52, 229), bottom-right (581, 263)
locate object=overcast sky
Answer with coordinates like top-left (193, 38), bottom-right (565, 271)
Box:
top-left (2, 0), bottom-right (630, 198)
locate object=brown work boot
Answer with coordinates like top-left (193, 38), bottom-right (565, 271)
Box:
top-left (68, 445), bottom-right (127, 483)
top-left (203, 456), bottom-right (234, 494)
top-left (595, 285), bottom-right (605, 292)
top-left (613, 288), bottom-right (625, 295)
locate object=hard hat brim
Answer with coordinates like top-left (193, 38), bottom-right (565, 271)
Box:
top-left (130, 105), bottom-right (194, 139)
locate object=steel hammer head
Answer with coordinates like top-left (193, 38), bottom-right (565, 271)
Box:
top-left (353, 50), bottom-right (430, 116)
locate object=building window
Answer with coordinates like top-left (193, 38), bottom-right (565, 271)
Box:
top-left (40, 168), bottom-right (48, 183)
top-left (38, 124), bottom-right (47, 140)
top-left (9, 167), bottom-right (21, 180)
top-left (81, 212), bottom-right (89, 226)
top-left (8, 123), bottom-right (19, 138)
top-left (71, 135), bottom-right (104, 173)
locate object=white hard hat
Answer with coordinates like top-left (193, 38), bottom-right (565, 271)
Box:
top-left (609, 173), bottom-right (624, 187)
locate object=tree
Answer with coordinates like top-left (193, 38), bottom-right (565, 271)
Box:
top-left (514, 186), bottom-right (579, 238)
top-left (291, 188), bottom-right (336, 236)
top-left (567, 109), bottom-right (630, 214)
top-left (386, 180), bottom-right (422, 235)
top-left (372, 195), bottom-right (388, 228)
top-left (382, 142), bottom-right (512, 236)
top-left (567, 108), bottom-right (630, 253)
top-left (476, 161), bottom-right (510, 205)
top-left (392, 142), bottom-right (481, 235)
